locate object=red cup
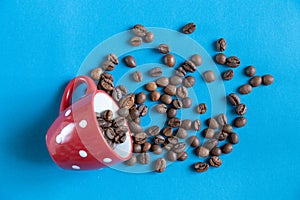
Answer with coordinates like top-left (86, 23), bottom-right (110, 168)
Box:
top-left (46, 76), bottom-right (132, 170)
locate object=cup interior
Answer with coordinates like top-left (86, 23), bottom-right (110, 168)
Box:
top-left (93, 91), bottom-right (131, 158)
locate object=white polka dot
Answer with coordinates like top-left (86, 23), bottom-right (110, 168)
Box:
top-left (79, 120), bottom-right (87, 128)
top-left (79, 150), bottom-right (88, 158)
top-left (103, 158), bottom-right (112, 163)
top-left (72, 165), bottom-right (80, 170)
top-left (65, 109), bottom-right (71, 117)
top-left (55, 135), bottom-right (62, 144)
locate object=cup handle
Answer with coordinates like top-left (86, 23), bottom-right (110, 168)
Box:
top-left (59, 76), bottom-right (97, 113)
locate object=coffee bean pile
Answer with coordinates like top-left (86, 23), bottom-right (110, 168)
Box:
top-left (96, 110), bottom-right (128, 148)
top-left (89, 23), bottom-right (274, 173)
top-left (129, 24), bottom-right (154, 46)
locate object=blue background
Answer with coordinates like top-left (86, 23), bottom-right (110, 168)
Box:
top-left (0, 0), bottom-right (299, 199)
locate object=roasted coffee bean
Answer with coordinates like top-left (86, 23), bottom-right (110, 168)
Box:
top-left (149, 67), bottom-right (162, 77)
top-left (161, 94), bottom-right (172, 104)
top-left (262, 74), bottom-right (274, 85)
top-left (144, 32), bottom-right (154, 43)
top-left (164, 143), bottom-right (174, 151)
top-left (206, 118), bottom-right (219, 129)
top-left (139, 153), bottom-right (150, 164)
top-left (142, 142), bottom-right (152, 152)
top-left (90, 67), bottom-right (103, 80)
top-left (133, 144), bottom-right (142, 153)
top-left (177, 152), bottom-right (188, 161)
top-left (98, 118), bottom-right (111, 128)
top-left (115, 126), bottom-right (128, 135)
top-left (216, 113), bottom-right (228, 126)
top-left (155, 158), bottom-right (166, 172)
top-left (164, 85), bottom-right (177, 96)
top-left (98, 73), bottom-right (114, 91)
top-left (229, 132), bottom-right (239, 144)
top-left (234, 116), bottom-right (247, 127)
top-left (145, 82), bottom-right (157, 91)
top-left (113, 116), bottom-right (126, 127)
top-left (194, 162), bottom-right (209, 172)
top-left (107, 53), bottom-right (118, 65)
top-left (103, 110), bottom-right (113, 121)
top-left (216, 131), bottom-right (228, 141)
top-left (134, 132), bottom-right (147, 144)
top-left (162, 127), bottom-right (173, 137)
top-left (226, 56), bottom-right (240, 68)
top-left (203, 139), bottom-right (218, 150)
top-left (105, 128), bottom-right (115, 140)
top-left (170, 75), bottom-right (182, 86)
top-left (117, 108), bottom-right (129, 117)
top-left (112, 88), bottom-right (123, 102)
top-left (117, 85), bottom-right (127, 95)
top-left (183, 76), bottom-right (196, 88)
top-left (176, 86), bottom-right (188, 98)
top-left (216, 38), bottom-right (226, 52)
top-left (102, 60), bottom-right (114, 71)
top-left (132, 71), bottom-right (143, 82)
top-left (124, 55), bottom-right (136, 68)
top-left (223, 69), bottom-right (234, 80)
top-left (156, 104), bottom-right (167, 113)
top-left (182, 60), bottom-right (196, 73)
top-left (129, 121), bottom-right (143, 133)
top-left (176, 128), bottom-right (188, 139)
top-left (150, 91), bottom-right (161, 101)
top-left (175, 66), bottom-right (187, 77)
top-left (192, 119), bottom-right (201, 131)
top-left (210, 147), bottom-right (222, 156)
top-left (119, 93), bottom-right (135, 109)
top-left (133, 24), bottom-right (147, 36)
top-left (215, 53), bottom-right (227, 64)
top-left (182, 97), bottom-right (192, 108)
top-left (209, 156), bottom-right (222, 167)
top-left (203, 70), bottom-right (216, 82)
top-left (167, 136), bottom-right (179, 144)
top-left (130, 36), bottom-right (142, 46)
top-left (190, 54), bottom-right (202, 66)
top-left (249, 76), bottom-right (262, 87)
top-left (181, 120), bottom-right (192, 130)
top-left (167, 107), bottom-right (177, 118)
top-left (182, 22), bottom-right (196, 34)
top-left (245, 65), bottom-right (256, 77)
top-left (129, 107), bottom-right (140, 120)
top-left (172, 142), bottom-right (186, 153)
top-left (239, 84), bottom-right (252, 94)
top-left (151, 144), bottom-right (163, 154)
top-left (195, 146), bottom-right (210, 158)
top-left (164, 54), bottom-right (176, 67)
top-left (202, 128), bottom-right (215, 139)
top-left (146, 125), bottom-right (160, 136)
top-left (168, 118), bottom-right (181, 128)
top-left (236, 104), bottom-right (247, 115)
top-left (188, 136), bottom-right (200, 147)
top-left (156, 76), bottom-right (169, 87)
top-left (135, 92), bottom-right (146, 104)
top-left (154, 135), bottom-right (165, 145)
top-left (228, 93), bottom-right (240, 106)
top-left (222, 124), bottom-right (233, 133)
top-left (167, 151), bottom-right (177, 161)
top-left (196, 103), bottom-right (207, 114)
top-left (158, 44), bottom-right (170, 54)
top-left (125, 155), bottom-right (137, 166)
top-left (172, 99), bottom-right (183, 109)
top-left (137, 104), bottom-right (148, 116)
top-left (221, 143), bottom-right (233, 154)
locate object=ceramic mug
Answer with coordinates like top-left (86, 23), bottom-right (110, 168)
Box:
top-left (46, 76), bottom-right (132, 170)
